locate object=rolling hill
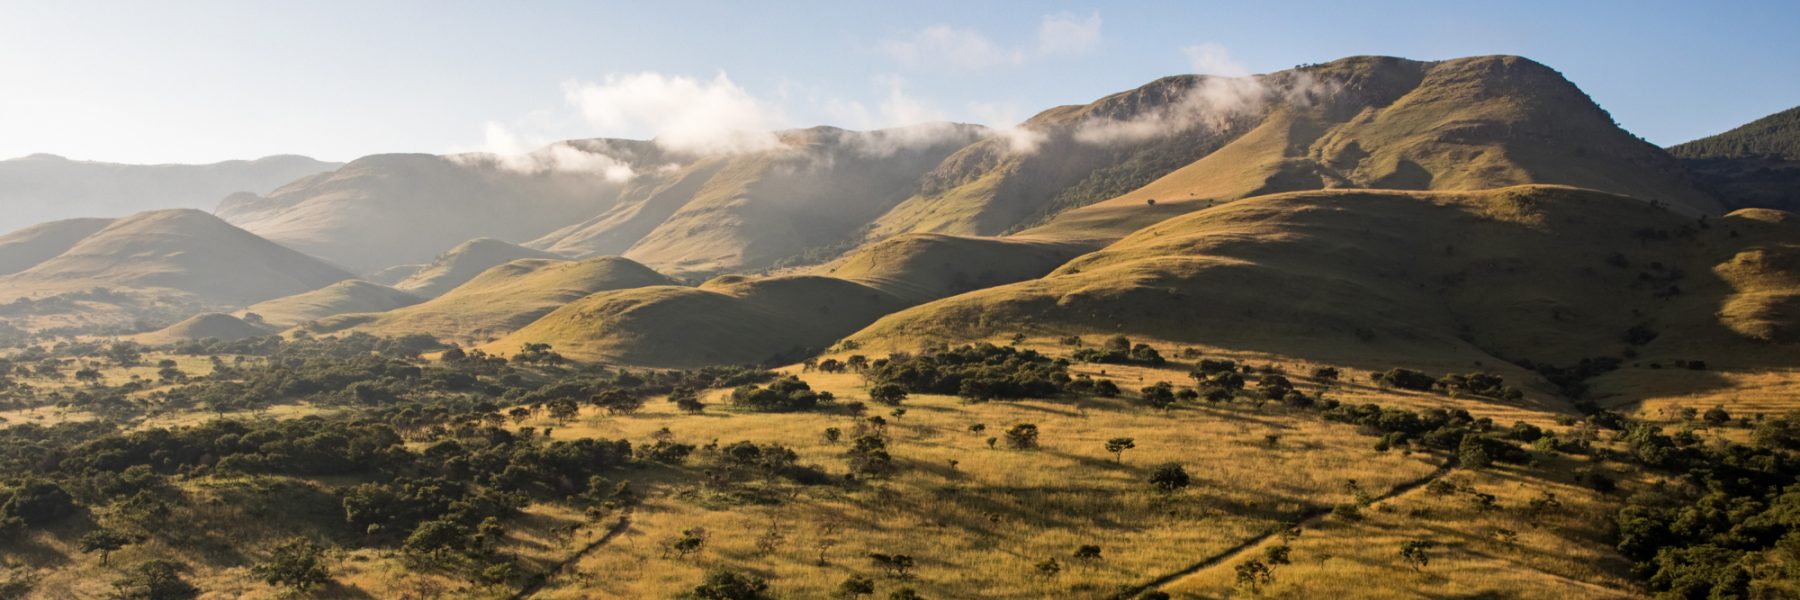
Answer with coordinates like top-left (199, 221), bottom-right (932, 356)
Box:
top-left (303, 256), bottom-right (675, 343)
top-left (216, 140), bottom-right (674, 273)
top-left (1669, 105), bottom-right (1800, 212)
top-left (239, 280), bottom-right (421, 329)
top-left (849, 186), bottom-right (1793, 373)
top-left (489, 234), bottom-right (1089, 366)
top-left (0, 153), bottom-right (338, 234)
top-left (133, 312), bottom-right (275, 345)
top-left (0, 209), bottom-right (350, 307)
top-left (0, 217), bottom-right (114, 277)
top-left (392, 238), bottom-right (559, 298)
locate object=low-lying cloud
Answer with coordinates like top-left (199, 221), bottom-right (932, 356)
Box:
top-left (564, 72), bottom-right (786, 155)
top-left (453, 121), bottom-right (639, 180)
top-left (1072, 42), bottom-right (1338, 146)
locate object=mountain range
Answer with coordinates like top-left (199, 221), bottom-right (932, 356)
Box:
top-left (0, 53), bottom-right (1793, 375)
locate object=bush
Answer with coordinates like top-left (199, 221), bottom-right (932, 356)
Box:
top-left (1148, 463), bottom-right (1190, 492)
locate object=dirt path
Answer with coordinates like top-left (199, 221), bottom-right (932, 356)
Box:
top-left (512, 507), bottom-right (635, 600)
top-left (1111, 459), bottom-right (1456, 599)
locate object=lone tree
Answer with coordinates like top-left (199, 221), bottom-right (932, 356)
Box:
top-left (1104, 437), bottom-right (1136, 462)
top-left (1004, 424), bottom-right (1040, 449)
top-left (80, 528), bottom-right (131, 566)
top-left (252, 537), bottom-right (331, 593)
top-left (839, 575), bottom-right (876, 598)
top-left (1399, 539), bottom-right (1436, 571)
top-left (1149, 462), bottom-right (1191, 492)
top-left (1073, 544), bottom-right (1103, 561)
top-left (1234, 559), bottom-right (1271, 590)
top-left (110, 559), bottom-right (198, 600)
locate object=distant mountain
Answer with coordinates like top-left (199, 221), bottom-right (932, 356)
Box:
top-left (0, 153), bottom-right (338, 234)
top-left (216, 140), bottom-right (673, 273)
top-left (0, 209), bottom-right (350, 315)
top-left (1669, 105), bottom-right (1800, 212)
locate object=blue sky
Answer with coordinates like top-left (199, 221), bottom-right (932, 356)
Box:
top-left (1, 0), bottom-right (1796, 163)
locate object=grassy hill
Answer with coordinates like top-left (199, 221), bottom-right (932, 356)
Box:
top-left (851, 186), bottom-right (1792, 377)
top-left (0, 217), bottom-right (113, 277)
top-left (1023, 56), bottom-right (1720, 243)
top-left (0, 209), bottom-right (350, 308)
top-left (306, 256), bottom-right (674, 343)
top-left (488, 275), bottom-right (907, 367)
top-left (488, 234), bottom-right (1088, 367)
top-left (133, 312), bottom-right (274, 344)
top-left (393, 237), bottom-right (559, 298)
top-left (216, 141), bottom-right (671, 273)
top-left (0, 153), bottom-right (337, 234)
top-left (1668, 106), bottom-right (1800, 212)
top-left (239, 279), bottom-right (421, 328)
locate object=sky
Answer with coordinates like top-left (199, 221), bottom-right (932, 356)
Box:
top-left (1, 0), bottom-right (1797, 164)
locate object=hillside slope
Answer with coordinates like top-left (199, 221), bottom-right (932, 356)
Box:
top-left (217, 140), bottom-right (673, 272)
top-left (1023, 55), bottom-right (1720, 242)
top-left (393, 238), bottom-right (559, 298)
top-left (0, 217), bottom-right (114, 277)
top-left (0, 153), bottom-right (337, 233)
top-left (240, 280), bottom-right (421, 329)
top-left (304, 257), bottom-right (674, 343)
top-left (851, 186), bottom-right (1792, 373)
top-left (611, 125), bottom-right (986, 276)
top-left (1669, 105), bottom-right (1800, 212)
top-left (490, 234), bottom-right (1089, 366)
top-left (0, 209), bottom-right (350, 307)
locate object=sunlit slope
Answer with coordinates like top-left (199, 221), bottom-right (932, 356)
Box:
top-left (825, 233), bottom-right (1093, 302)
top-left (305, 256), bottom-right (674, 343)
top-left (866, 75), bottom-right (1252, 239)
top-left (0, 209), bottom-right (350, 306)
top-left (0, 217), bottom-right (114, 276)
top-left (393, 237), bottom-right (559, 298)
top-left (852, 186), bottom-right (1791, 369)
top-left (239, 280), bottom-right (421, 329)
top-left (1025, 56), bottom-right (1720, 242)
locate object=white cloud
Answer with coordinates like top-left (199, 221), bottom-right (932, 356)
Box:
top-left (881, 25), bottom-right (1026, 71)
top-left (563, 72), bottom-right (786, 155)
top-left (450, 121), bottom-right (639, 180)
top-left (1183, 42), bottom-right (1250, 77)
top-left (883, 13), bottom-right (1103, 72)
top-left (1037, 12), bottom-right (1103, 56)
top-left (968, 101), bottom-right (1045, 154)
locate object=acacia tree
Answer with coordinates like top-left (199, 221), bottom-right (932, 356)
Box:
top-left (1105, 437), bottom-right (1136, 462)
top-left (80, 528), bottom-right (131, 566)
top-left (869, 383), bottom-right (908, 406)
